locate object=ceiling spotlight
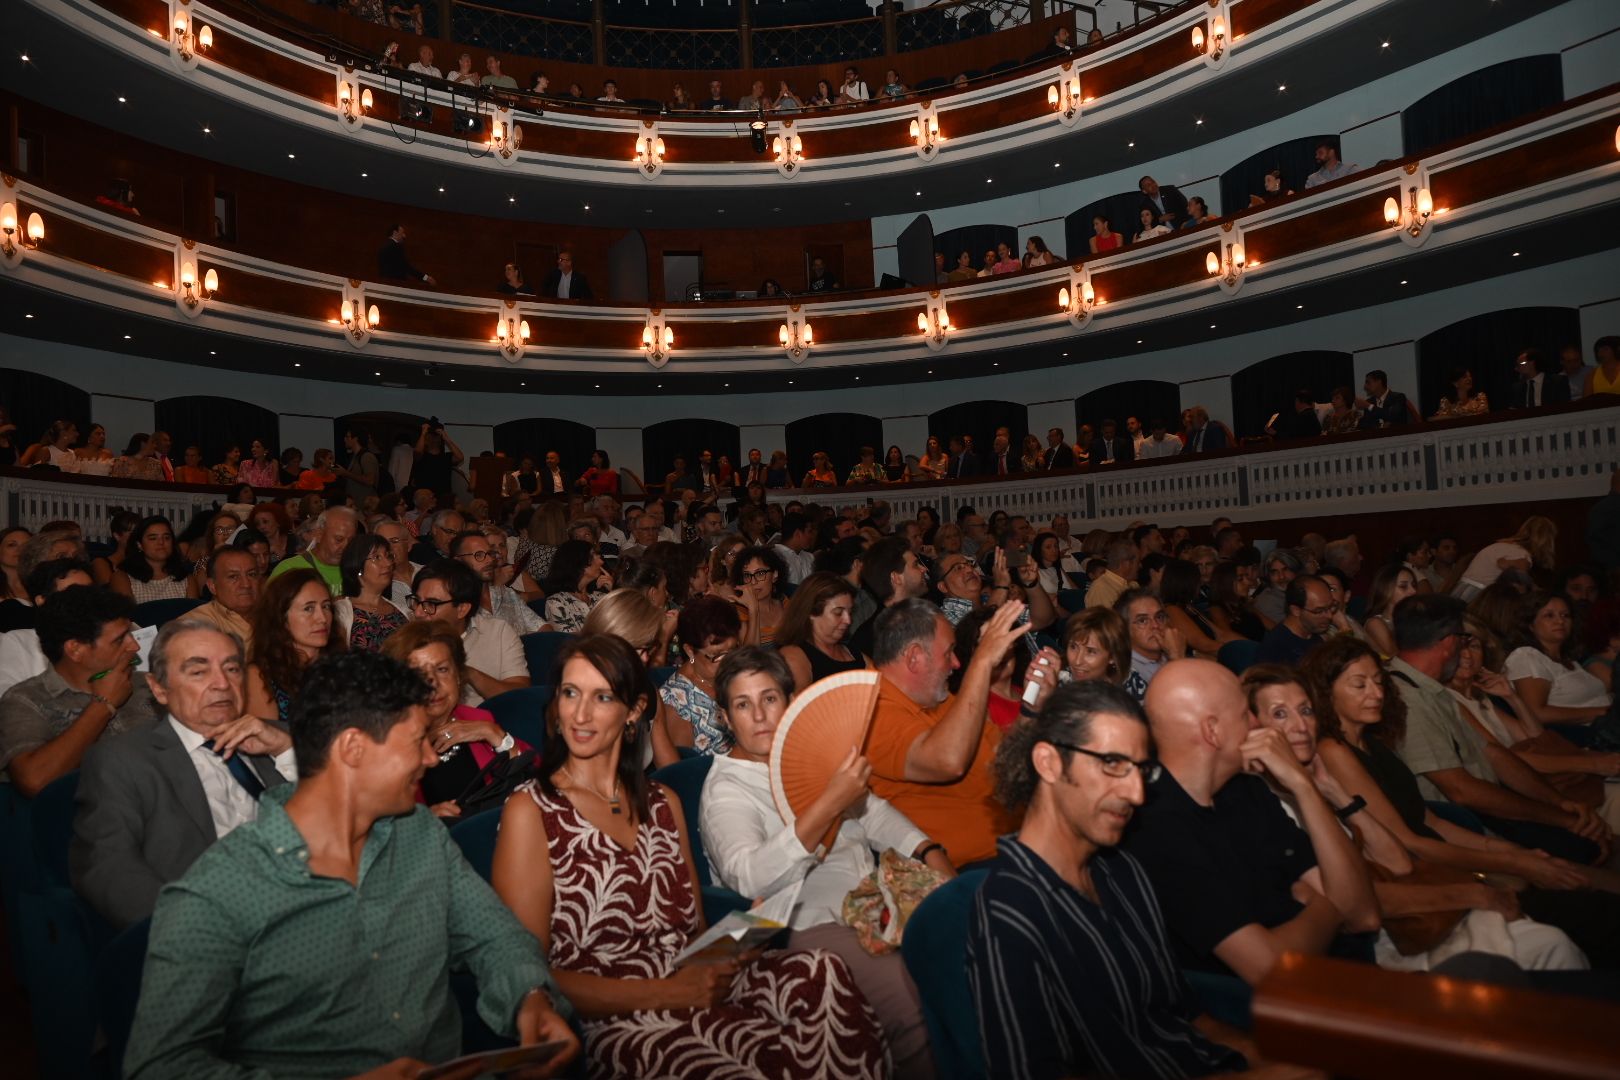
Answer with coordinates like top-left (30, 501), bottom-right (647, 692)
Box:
top-left (1195, 118), bottom-right (1204, 126)
top-left (123, 334), bottom-right (131, 339)
top-left (287, 152), bottom-right (295, 159)
top-left (438, 187), bottom-right (445, 193)
top-left (508, 197), bottom-right (515, 203)
top-left (117, 96), bottom-right (127, 103)
top-left (583, 204), bottom-right (590, 211)
top-left (1128, 141), bottom-right (1135, 148)
top-left (202, 126), bottom-right (211, 133)
top-left (374, 371), bottom-right (381, 376)
top-left (1136, 339), bottom-right (1143, 344)
top-left (1209, 324), bottom-right (1217, 329)
top-left (1277, 83), bottom-right (1287, 92)
top-left (985, 178), bottom-right (993, 184)
top-left (1296, 304), bottom-right (1304, 310)
top-left (209, 350), bottom-right (216, 355)
top-left (20, 55), bottom-right (29, 62)
top-left (1381, 40), bottom-right (1390, 48)
top-left (1511, 251), bottom-right (1520, 257)
top-left (294, 362), bottom-right (301, 367)
top-left (24, 313), bottom-right (33, 318)
top-left (360, 172), bottom-right (367, 178)
top-left (1400, 279), bottom-right (1408, 285)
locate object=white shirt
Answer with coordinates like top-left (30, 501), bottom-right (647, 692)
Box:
top-left (555, 272), bottom-right (574, 299)
top-left (1138, 436), bottom-right (1183, 459)
top-left (773, 544), bottom-right (816, 586)
top-left (462, 612), bottom-right (529, 705)
top-left (388, 444), bottom-right (414, 490)
top-left (407, 62), bottom-right (442, 79)
top-left (168, 715), bottom-right (295, 839)
top-left (0, 629), bottom-right (47, 699)
top-left (700, 753), bottom-right (926, 928)
top-left (1504, 647), bottom-right (1611, 709)
top-left (487, 585), bottom-right (544, 636)
top-left (1459, 542), bottom-right (1531, 590)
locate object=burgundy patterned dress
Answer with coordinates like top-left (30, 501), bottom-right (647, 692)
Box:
top-left (522, 781), bottom-right (889, 1080)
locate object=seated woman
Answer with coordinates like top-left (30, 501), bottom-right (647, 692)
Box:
top-left (383, 621), bottom-right (528, 818)
top-left (184, 510), bottom-right (243, 595)
top-left (882, 445), bottom-right (911, 483)
top-left (1160, 558), bottom-right (1240, 659)
top-left (1246, 662), bottom-right (1585, 973)
top-left (110, 432), bottom-right (164, 481)
top-left (1060, 607), bottom-right (1130, 686)
top-left (1363, 563), bottom-right (1420, 659)
top-left (542, 539), bottom-right (613, 633)
top-left (109, 516), bottom-right (197, 603)
top-left (91, 512), bottom-right (140, 586)
top-left (773, 81), bottom-right (802, 111)
top-left (492, 635), bottom-right (886, 1080)
top-left (732, 546), bottom-right (788, 647)
top-left (845, 446), bottom-right (885, 486)
top-left (879, 69), bottom-right (907, 98)
top-left (211, 444), bottom-right (243, 486)
top-left (1022, 236), bottom-right (1057, 269)
top-left (658, 596), bottom-right (741, 755)
top-left (1019, 434), bottom-right (1045, 474)
top-left (335, 532), bottom-right (408, 652)
top-left (73, 423), bottom-right (114, 474)
top-left (246, 568), bottom-right (345, 723)
top-left (801, 452), bottom-right (838, 489)
top-left (1131, 206), bottom-right (1170, 244)
top-left (295, 448), bottom-right (339, 490)
top-left (248, 502), bottom-right (294, 567)
top-left (764, 450), bottom-right (791, 489)
top-left (582, 589), bottom-right (682, 769)
top-left (1431, 365), bottom-right (1490, 421)
top-left (807, 79), bottom-right (834, 108)
top-left (1207, 561), bottom-right (1265, 642)
top-left (916, 436), bottom-right (949, 480)
top-left (1504, 590), bottom-right (1617, 750)
top-left (954, 607), bottom-right (1050, 731)
top-left (776, 572), bottom-right (866, 692)
top-left (1088, 214), bottom-right (1123, 254)
top-left (239, 438), bottom-right (279, 488)
top-left (1323, 386), bottom-right (1363, 434)
top-left (702, 647), bottom-right (947, 1078)
top-left (21, 420), bottom-right (78, 469)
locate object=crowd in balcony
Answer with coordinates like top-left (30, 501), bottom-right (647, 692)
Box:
top-left (4, 378), bottom-right (1620, 1076)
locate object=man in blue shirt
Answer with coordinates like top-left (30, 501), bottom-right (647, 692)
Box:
top-left (1256, 576), bottom-right (1334, 666)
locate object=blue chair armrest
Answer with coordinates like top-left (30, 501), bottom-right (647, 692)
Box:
top-left (701, 885), bottom-right (750, 926)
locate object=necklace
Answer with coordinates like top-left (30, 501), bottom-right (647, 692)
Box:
top-left (560, 765), bottom-right (622, 815)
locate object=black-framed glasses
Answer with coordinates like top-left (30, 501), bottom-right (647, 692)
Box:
top-left (407, 595), bottom-right (452, 612)
top-left (1045, 740), bottom-right (1162, 782)
top-left (458, 549), bottom-right (497, 562)
top-left (739, 568), bottom-right (776, 584)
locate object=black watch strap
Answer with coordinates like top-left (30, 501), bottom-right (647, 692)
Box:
top-left (1334, 795), bottom-right (1367, 822)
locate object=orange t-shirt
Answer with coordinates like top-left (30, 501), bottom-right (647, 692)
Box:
top-left (865, 676), bottom-right (1014, 867)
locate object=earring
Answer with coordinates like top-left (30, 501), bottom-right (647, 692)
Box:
top-left (624, 718), bottom-right (638, 738)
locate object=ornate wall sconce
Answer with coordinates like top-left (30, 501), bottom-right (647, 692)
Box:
top-left (772, 123), bottom-right (805, 178)
top-left (642, 310), bottom-right (673, 366)
top-left (495, 304), bottom-right (531, 361)
top-left (909, 102), bottom-right (942, 161)
top-left (917, 292), bottom-right (951, 351)
top-left (634, 122), bottom-right (666, 179)
top-left (489, 108), bottom-right (523, 165)
top-left (1384, 164), bottom-right (1435, 247)
top-left (173, 241), bottom-right (218, 317)
top-left (1048, 65), bottom-right (1082, 127)
top-left (1057, 265), bottom-right (1097, 329)
top-left (779, 306), bottom-right (813, 361)
top-left (169, 1), bottom-right (212, 70)
top-left (1191, 0), bottom-right (1230, 69)
top-left (336, 74), bottom-right (373, 132)
top-left (0, 191), bottom-right (44, 270)
top-left (338, 281), bottom-right (378, 347)
top-left (1205, 223), bottom-right (1248, 295)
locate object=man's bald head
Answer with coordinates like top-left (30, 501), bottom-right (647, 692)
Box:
top-left (1141, 658), bottom-right (1251, 789)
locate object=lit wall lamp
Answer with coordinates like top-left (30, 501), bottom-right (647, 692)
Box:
top-left (173, 241), bottom-right (218, 317)
top-left (1190, 0), bottom-right (1230, 69)
top-left (1047, 64), bottom-right (1082, 127)
top-left (779, 305), bottom-right (813, 361)
top-left (338, 281), bottom-right (378, 347)
top-left (169, 1), bottom-right (213, 70)
top-left (772, 122), bottom-right (805, 178)
top-left (908, 102), bottom-right (942, 161)
top-left (488, 107), bottom-right (523, 165)
top-left (494, 304), bottom-right (531, 361)
top-left (336, 73), bottom-right (374, 132)
top-left (642, 310), bottom-right (673, 366)
top-left (1057, 265), bottom-right (1097, 329)
top-left (0, 194), bottom-right (44, 270)
top-left (1384, 164), bottom-right (1435, 247)
top-left (1204, 223), bottom-right (1247, 295)
top-left (634, 121), bottom-right (666, 179)
top-left (917, 292), bottom-right (951, 351)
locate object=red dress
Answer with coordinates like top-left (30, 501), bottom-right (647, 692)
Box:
top-left (581, 467), bottom-right (620, 496)
top-left (524, 781), bottom-right (887, 1080)
top-left (1094, 233), bottom-right (1122, 252)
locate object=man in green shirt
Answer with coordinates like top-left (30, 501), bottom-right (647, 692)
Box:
top-left (267, 506), bottom-right (359, 596)
top-left (126, 652), bottom-right (578, 1079)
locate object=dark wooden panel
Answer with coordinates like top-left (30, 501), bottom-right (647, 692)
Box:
top-left (207, 26), bottom-right (334, 100)
top-left (219, 268), bottom-right (339, 323)
top-left (1232, 0), bottom-right (1320, 37)
top-left (38, 215), bottom-right (172, 284)
top-left (1090, 246), bottom-right (1209, 304)
top-left (1431, 112), bottom-right (1620, 212)
top-left (1242, 189), bottom-right (1396, 264)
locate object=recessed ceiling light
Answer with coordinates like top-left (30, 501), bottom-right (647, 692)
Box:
top-left (1277, 83), bottom-right (1287, 91)
top-left (508, 196), bottom-right (515, 203)
top-left (1209, 324), bottom-right (1217, 329)
top-left (992, 362), bottom-right (998, 367)
top-left (1511, 251), bottom-right (1520, 257)
top-left (117, 96), bottom-right (126, 103)
top-left (202, 126), bottom-right (211, 134)
top-left (1062, 352), bottom-right (1069, 357)
top-left (718, 209), bottom-right (726, 214)
top-left (985, 178), bottom-right (993, 184)
top-left (1381, 40), bottom-right (1390, 48)
top-left (449, 378), bottom-right (455, 383)
top-left (374, 371), bottom-right (381, 376)
top-left (1053, 162), bottom-right (1060, 168)
top-left (20, 55), bottom-right (29, 62)
top-left (915, 191), bottom-right (921, 196)
top-left (788, 380), bottom-right (794, 385)
top-left (1128, 141), bottom-right (1135, 148)
top-left (1400, 279), bottom-right (1408, 285)
top-left (287, 152), bottom-right (295, 159)
top-left (1195, 118), bottom-right (1204, 126)
top-left (209, 350), bottom-right (216, 355)
top-left (724, 382), bottom-right (730, 387)
top-left (583, 204), bottom-right (590, 211)
top-left (854, 376), bottom-right (860, 381)
top-left (24, 313), bottom-right (33, 319)
top-left (1296, 304), bottom-right (1303, 310)
top-left (438, 187), bottom-right (445, 193)
top-left (520, 381), bottom-right (526, 386)
top-left (294, 362), bottom-right (301, 367)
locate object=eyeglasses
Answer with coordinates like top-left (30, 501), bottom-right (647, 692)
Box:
top-left (407, 595), bottom-right (453, 613)
top-left (1302, 604), bottom-right (1339, 617)
top-left (458, 549), bottom-right (497, 562)
top-left (1045, 740), bottom-right (1162, 782)
top-left (698, 647), bottom-right (732, 664)
top-left (739, 568), bottom-right (776, 584)
top-left (1130, 612), bottom-right (1168, 627)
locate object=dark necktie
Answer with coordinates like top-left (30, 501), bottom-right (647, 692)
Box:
top-left (203, 739), bottom-right (266, 799)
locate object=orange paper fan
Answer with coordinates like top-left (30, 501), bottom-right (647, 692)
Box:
top-left (769, 669), bottom-right (883, 852)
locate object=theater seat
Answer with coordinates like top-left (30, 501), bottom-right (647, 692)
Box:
top-left (1183, 969), bottom-right (1253, 1031)
top-left (450, 807), bottom-right (502, 882)
top-left (520, 631), bottom-right (572, 685)
top-left (97, 917), bottom-right (151, 1078)
top-left (901, 869), bottom-right (989, 1080)
top-left (1217, 639), bottom-right (1261, 675)
top-left (482, 685), bottom-right (554, 752)
top-left (649, 755), bottom-right (751, 923)
top-left (650, 664), bottom-right (676, 688)
top-left (132, 597), bottom-right (205, 628)
top-left (31, 769), bottom-right (79, 889)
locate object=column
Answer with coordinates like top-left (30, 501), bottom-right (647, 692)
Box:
top-left (591, 0), bottom-right (607, 66)
top-left (738, 0), bottom-right (753, 71)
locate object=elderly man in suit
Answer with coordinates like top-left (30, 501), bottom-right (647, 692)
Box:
top-left (70, 620), bottom-right (294, 929)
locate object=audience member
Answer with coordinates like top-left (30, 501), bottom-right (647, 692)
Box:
top-left (411, 559), bottom-right (530, 703)
top-left (1256, 576), bottom-right (1335, 665)
top-left (1136, 419), bottom-right (1183, 459)
top-left (1181, 196), bottom-right (1212, 228)
top-left (1138, 175), bottom-right (1188, 228)
top-left (1304, 139), bottom-right (1357, 187)
top-left (188, 547), bottom-right (263, 651)
top-left (333, 532), bottom-right (408, 652)
top-left (451, 529), bottom-right (543, 636)
top-left (1503, 590), bottom-right (1613, 738)
top-left (850, 535), bottom-right (929, 656)
top-left (1132, 205), bottom-right (1171, 243)
top-left (109, 515), bottom-right (196, 603)
top-left (656, 595), bottom-right (741, 755)
top-left (702, 78), bottom-right (733, 110)
top-left (1254, 549), bottom-right (1301, 627)
top-left (1089, 419), bottom-right (1134, 464)
top-left (1116, 591), bottom-right (1185, 701)
top-left (1587, 335), bottom-right (1620, 396)
top-left (0, 559), bottom-right (93, 697)
top-left (245, 568), bottom-right (344, 725)
top-left (1432, 365), bottom-right (1490, 419)
top-left (542, 251), bottom-right (593, 299)
top-left (1455, 516), bottom-right (1556, 599)
top-left (377, 224), bottom-right (436, 285)
top-left (732, 546), bottom-right (788, 646)
top-left (1084, 539), bottom-right (1138, 612)
top-left (268, 506), bottom-right (359, 596)
top-left (1088, 214), bottom-right (1123, 254)
top-left (1510, 349), bottom-right (1570, 409)
top-left (1356, 369), bottom-right (1411, 429)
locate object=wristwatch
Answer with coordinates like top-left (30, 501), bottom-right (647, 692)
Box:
top-left (495, 733), bottom-right (516, 754)
top-left (1333, 795), bottom-right (1367, 822)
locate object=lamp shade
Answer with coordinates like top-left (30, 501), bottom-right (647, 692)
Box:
top-left (0, 203), bottom-right (15, 232)
top-left (1384, 197), bottom-right (1400, 224)
top-left (367, 305), bottom-right (379, 327)
top-left (203, 268), bottom-right (218, 293)
top-left (1416, 188), bottom-right (1433, 216)
top-left (25, 213), bottom-right (43, 242)
top-left (1191, 25), bottom-right (1204, 51)
top-left (1206, 251), bottom-right (1220, 275)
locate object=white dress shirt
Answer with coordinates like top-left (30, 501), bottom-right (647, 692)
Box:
top-left (1137, 435), bottom-right (1184, 460)
top-left (700, 753), bottom-right (927, 929)
top-left (461, 612), bottom-right (529, 705)
top-left (772, 544), bottom-right (816, 586)
top-left (555, 272), bottom-right (574, 299)
top-left (168, 715), bottom-right (295, 839)
top-left (0, 629), bottom-right (47, 699)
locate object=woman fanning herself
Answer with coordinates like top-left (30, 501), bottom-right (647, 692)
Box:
top-left (246, 568), bottom-right (345, 723)
top-left (702, 647), bottom-right (947, 1079)
top-left (775, 572), bottom-right (865, 692)
top-left (1302, 637), bottom-right (1620, 965)
top-left (492, 635), bottom-right (887, 1080)
top-left (1244, 663), bottom-right (1586, 973)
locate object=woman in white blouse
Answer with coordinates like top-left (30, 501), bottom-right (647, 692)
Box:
top-left (699, 647), bottom-right (950, 1080)
top-left (1454, 516), bottom-right (1557, 599)
top-left (1503, 592), bottom-right (1614, 739)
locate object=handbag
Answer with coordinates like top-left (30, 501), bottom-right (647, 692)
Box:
top-left (840, 849), bottom-right (948, 955)
top-left (454, 748), bottom-right (541, 818)
top-left (1368, 858), bottom-right (1473, 956)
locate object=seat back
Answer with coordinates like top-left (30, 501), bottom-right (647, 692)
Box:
top-left (482, 685), bottom-right (554, 751)
top-left (650, 664), bottom-right (676, 689)
top-left (901, 869), bottom-right (989, 1080)
top-left (649, 755), bottom-right (716, 885)
top-left (449, 808), bottom-right (503, 883)
top-left (97, 916), bottom-right (152, 1078)
top-left (31, 770), bottom-right (79, 889)
top-left (1217, 638), bottom-right (1261, 675)
top-left (132, 597), bottom-right (204, 628)
top-left (520, 631), bottom-right (573, 685)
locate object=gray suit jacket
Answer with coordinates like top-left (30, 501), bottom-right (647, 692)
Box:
top-left (70, 718), bottom-right (289, 929)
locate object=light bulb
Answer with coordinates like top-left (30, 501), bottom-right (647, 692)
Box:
top-left (803, 324), bottom-right (811, 343)
top-left (341, 299), bottom-right (353, 322)
top-left (1191, 25), bottom-right (1204, 51)
top-left (519, 321), bottom-right (530, 341)
top-left (339, 81), bottom-right (351, 103)
top-left (198, 24), bottom-right (212, 48)
top-left (174, 11), bottom-right (188, 32)
top-left (1048, 85), bottom-right (1059, 107)
top-left (360, 88), bottom-right (373, 110)
top-left (1416, 188), bottom-right (1433, 216)
top-left (1384, 197), bottom-right (1400, 224)
top-left (367, 305), bottom-right (379, 327)
top-left (1206, 251), bottom-right (1219, 275)
top-left (1232, 243), bottom-right (1245, 267)
top-left (1212, 16), bottom-right (1226, 40)
top-left (779, 324), bottom-right (789, 345)
top-left (939, 312), bottom-right (950, 330)
top-left (918, 312), bottom-right (929, 332)
top-left (1, 203), bottom-right (16, 232)
top-left (642, 326), bottom-right (653, 347)
top-left (1081, 282), bottom-right (1094, 303)
top-left (180, 264), bottom-right (195, 287)
top-left (497, 319), bottom-right (508, 340)
top-left (910, 119), bottom-right (921, 138)
top-left (654, 137), bottom-right (666, 157)
top-left (203, 268), bottom-right (218, 293)
top-left (25, 213), bottom-right (42, 242)
top-left (1059, 287), bottom-right (1071, 310)
top-left (663, 327), bottom-right (673, 348)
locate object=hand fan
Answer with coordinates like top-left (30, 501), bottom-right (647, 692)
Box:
top-left (768, 669), bottom-right (883, 853)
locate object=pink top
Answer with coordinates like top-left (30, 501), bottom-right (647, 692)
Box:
top-left (992, 257), bottom-right (1022, 274)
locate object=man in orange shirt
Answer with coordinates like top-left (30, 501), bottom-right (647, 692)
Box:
top-left (866, 598), bottom-right (1051, 867)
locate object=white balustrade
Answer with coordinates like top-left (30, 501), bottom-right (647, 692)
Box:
top-left (1, 474), bottom-right (217, 542)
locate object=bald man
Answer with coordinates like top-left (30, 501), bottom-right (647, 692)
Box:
top-left (1122, 659), bottom-right (1379, 985)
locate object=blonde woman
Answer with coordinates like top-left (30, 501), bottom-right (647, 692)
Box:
top-left (918, 436), bottom-right (950, 480)
top-left (1455, 516), bottom-right (1557, 599)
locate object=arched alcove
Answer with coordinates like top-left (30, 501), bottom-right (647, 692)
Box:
top-left (1403, 56), bottom-right (1563, 158)
top-left (155, 396), bottom-right (279, 465)
top-left (1219, 133), bottom-right (1334, 215)
top-left (1074, 381), bottom-right (1181, 440)
top-left (1228, 353), bottom-right (1353, 438)
top-left (927, 400), bottom-right (1028, 464)
top-left (784, 412), bottom-right (885, 480)
top-left (492, 417), bottom-right (600, 478)
top-left (1417, 307), bottom-right (1579, 418)
top-left (0, 368), bottom-right (92, 456)
top-left (642, 419), bottom-right (741, 490)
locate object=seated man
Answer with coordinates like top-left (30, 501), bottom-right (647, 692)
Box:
top-left (70, 620), bottom-right (294, 929)
top-left (1125, 659), bottom-right (1381, 984)
top-left (866, 599), bottom-right (1032, 868)
top-left (1388, 594), bottom-right (1612, 866)
top-left (0, 558), bottom-right (94, 698)
top-left (124, 652), bottom-right (578, 1078)
top-left (0, 586), bottom-right (158, 796)
top-left (1256, 576), bottom-right (1335, 666)
top-left (268, 506), bottom-right (360, 596)
top-left (969, 682), bottom-right (1250, 1078)
top-left (186, 547), bottom-right (263, 653)
top-left (410, 559), bottom-right (530, 704)
top-left (449, 530), bottom-right (543, 636)
top-left (1084, 540), bottom-right (1138, 612)
top-left (1115, 591), bottom-right (1185, 701)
